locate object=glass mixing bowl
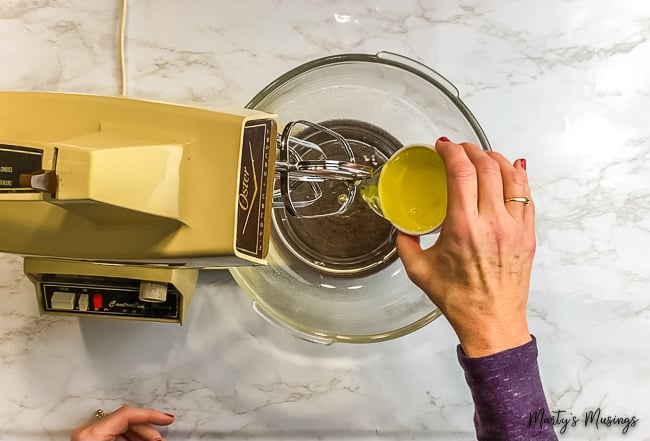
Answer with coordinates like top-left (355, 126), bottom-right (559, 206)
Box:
top-left (230, 52), bottom-right (490, 344)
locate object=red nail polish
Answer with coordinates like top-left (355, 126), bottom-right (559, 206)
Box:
top-left (437, 136), bottom-right (450, 143)
top-left (520, 158), bottom-right (527, 170)
top-left (164, 413), bottom-right (175, 418)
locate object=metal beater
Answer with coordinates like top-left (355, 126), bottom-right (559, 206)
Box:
top-left (273, 120), bottom-right (373, 218)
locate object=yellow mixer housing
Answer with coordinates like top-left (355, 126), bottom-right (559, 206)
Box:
top-left (0, 92), bottom-right (278, 323)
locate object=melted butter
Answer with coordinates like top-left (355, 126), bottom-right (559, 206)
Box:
top-left (378, 146), bottom-right (447, 234)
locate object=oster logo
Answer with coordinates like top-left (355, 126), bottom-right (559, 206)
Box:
top-left (236, 119), bottom-right (274, 260)
top-left (238, 155), bottom-right (258, 214)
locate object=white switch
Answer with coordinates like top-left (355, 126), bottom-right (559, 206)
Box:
top-left (78, 293), bottom-right (89, 311)
top-left (139, 281), bottom-right (168, 303)
top-left (51, 291), bottom-right (76, 310)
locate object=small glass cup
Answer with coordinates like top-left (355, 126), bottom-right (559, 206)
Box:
top-left (359, 144), bottom-right (447, 235)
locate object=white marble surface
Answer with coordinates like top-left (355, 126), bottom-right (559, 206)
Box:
top-left (1, 0), bottom-right (649, 439)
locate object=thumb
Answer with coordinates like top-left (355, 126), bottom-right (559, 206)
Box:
top-left (396, 232), bottom-right (427, 284)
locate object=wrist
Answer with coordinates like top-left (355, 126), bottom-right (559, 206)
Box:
top-left (457, 325), bottom-right (531, 358)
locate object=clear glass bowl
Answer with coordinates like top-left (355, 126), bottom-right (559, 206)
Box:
top-left (230, 52), bottom-right (489, 344)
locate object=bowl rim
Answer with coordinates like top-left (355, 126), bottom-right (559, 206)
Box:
top-left (247, 51), bottom-right (491, 152)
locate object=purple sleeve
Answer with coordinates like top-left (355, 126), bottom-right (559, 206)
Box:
top-left (457, 336), bottom-right (558, 441)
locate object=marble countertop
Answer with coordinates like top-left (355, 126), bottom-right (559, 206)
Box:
top-left (1, 0), bottom-right (649, 440)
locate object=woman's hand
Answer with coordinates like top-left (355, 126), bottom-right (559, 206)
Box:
top-left (397, 139), bottom-right (535, 357)
top-left (70, 405), bottom-right (174, 441)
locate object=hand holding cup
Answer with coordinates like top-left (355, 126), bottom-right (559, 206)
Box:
top-left (397, 138), bottom-right (535, 357)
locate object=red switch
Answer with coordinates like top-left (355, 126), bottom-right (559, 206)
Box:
top-left (93, 293), bottom-right (103, 310)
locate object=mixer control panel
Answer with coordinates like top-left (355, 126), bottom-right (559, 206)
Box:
top-left (39, 274), bottom-right (180, 320)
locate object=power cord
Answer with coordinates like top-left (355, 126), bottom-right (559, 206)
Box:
top-left (118, 0), bottom-right (128, 96)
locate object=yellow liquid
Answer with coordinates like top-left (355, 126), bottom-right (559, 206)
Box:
top-left (377, 146), bottom-right (447, 234)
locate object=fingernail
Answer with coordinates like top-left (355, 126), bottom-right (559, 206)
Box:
top-left (164, 413), bottom-right (174, 418)
top-left (437, 136), bottom-right (450, 143)
top-left (520, 158), bottom-right (527, 170)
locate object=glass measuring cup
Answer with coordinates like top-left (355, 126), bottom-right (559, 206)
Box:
top-left (359, 144), bottom-right (447, 235)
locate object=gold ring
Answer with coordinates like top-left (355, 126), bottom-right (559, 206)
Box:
top-left (504, 196), bottom-right (530, 206)
top-left (95, 409), bottom-right (107, 420)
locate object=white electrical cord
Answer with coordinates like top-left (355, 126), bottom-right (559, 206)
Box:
top-left (118, 0), bottom-right (128, 96)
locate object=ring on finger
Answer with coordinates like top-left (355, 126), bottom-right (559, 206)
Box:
top-left (504, 196), bottom-right (531, 206)
top-left (95, 409), bottom-right (107, 420)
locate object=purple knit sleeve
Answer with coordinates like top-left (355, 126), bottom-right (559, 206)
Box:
top-left (457, 336), bottom-right (558, 441)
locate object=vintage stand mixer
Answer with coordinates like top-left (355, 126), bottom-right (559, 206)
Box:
top-left (0, 52), bottom-right (490, 343)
